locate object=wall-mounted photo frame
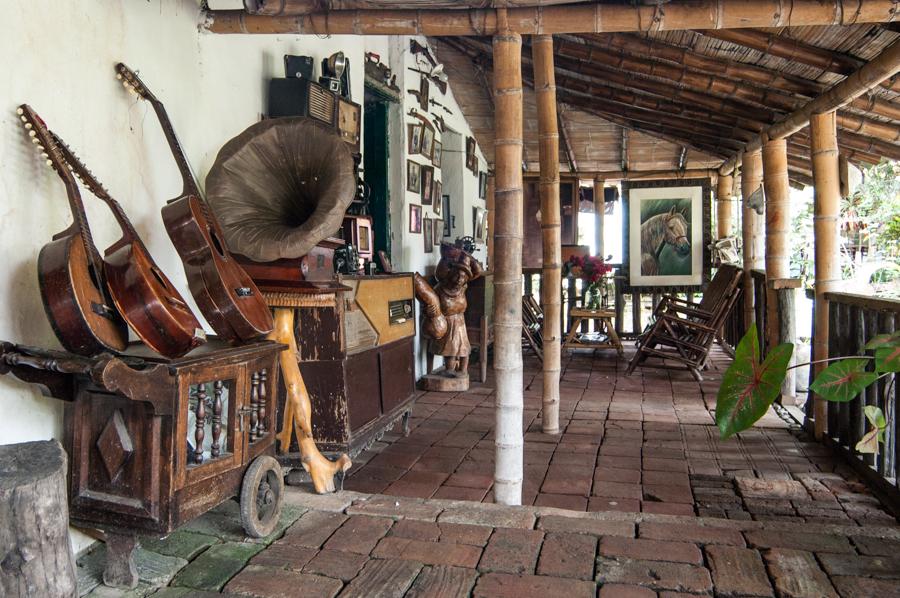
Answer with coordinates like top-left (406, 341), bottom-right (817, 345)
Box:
top-left (421, 125), bottom-right (435, 160)
top-left (465, 136), bottom-right (477, 173)
top-left (433, 219), bottom-right (443, 245)
top-left (473, 207), bottom-right (487, 242)
top-left (622, 178), bottom-right (711, 291)
top-left (441, 195), bottom-right (453, 237)
top-left (421, 165), bottom-right (434, 206)
top-left (432, 141), bottom-right (442, 168)
top-left (433, 180), bottom-right (442, 210)
top-left (478, 172), bottom-right (487, 199)
top-left (424, 218), bottom-right (434, 253)
top-left (407, 160), bottom-right (421, 193)
top-left (407, 123), bottom-right (423, 155)
top-left (409, 203), bottom-right (422, 233)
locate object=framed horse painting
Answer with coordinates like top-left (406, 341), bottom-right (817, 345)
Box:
top-left (622, 178), bottom-right (711, 291)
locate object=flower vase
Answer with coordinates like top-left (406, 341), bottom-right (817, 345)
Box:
top-left (585, 283), bottom-right (601, 310)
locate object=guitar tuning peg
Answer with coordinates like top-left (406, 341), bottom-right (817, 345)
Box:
top-left (116, 73), bottom-right (123, 80)
top-left (45, 159), bottom-right (53, 167)
top-left (28, 130), bottom-right (36, 137)
top-left (31, 138), bottom-right (40, 145)
top-left (16, 107), bottom-right (24, 115)
top-left (24, 123), bottom-right (33, 129)
top-left (20, 115), bottom-right (28, 122)
top-left (41, 152), bottom-right (48, 159)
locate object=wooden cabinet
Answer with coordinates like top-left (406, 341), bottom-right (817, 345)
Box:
top-left (276, 274), bottom-right (417, 460)
top-left (465, 273), bottom-right (494, 382)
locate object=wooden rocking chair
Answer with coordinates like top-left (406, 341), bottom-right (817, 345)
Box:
top-left (626, 264), bottom-right (743, 381)
top-left (522, 294), bottom-right (544, 361)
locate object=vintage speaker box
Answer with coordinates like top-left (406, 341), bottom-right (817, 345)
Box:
top-left (268, 78), bottom-right (337, 124)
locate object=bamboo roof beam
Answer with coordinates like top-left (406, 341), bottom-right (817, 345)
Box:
top-left (698, 28), bottom-right (900, 93)
top-left (576, 33), bottom-right (900, 122)
top-left (720, 37), bottom-right (900, 174)
top-left (245, 0), bottom-right (594, 16)
top-left (552, 37), bottom-right (900, 144)
top-left (204, 1), bottom-right (900, 36)
top-left (557, 109), bottom-right (577, 173)
top-left (587, 168), bottom-right (721, 181)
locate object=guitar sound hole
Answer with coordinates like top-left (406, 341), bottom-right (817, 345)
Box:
top-left (209, 228), bottom-right (227, 258)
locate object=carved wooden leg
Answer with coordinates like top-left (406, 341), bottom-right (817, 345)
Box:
top-left (268, 308), bottom-right (351, 493)
top-left (103, 532), bottom-right (138, 589)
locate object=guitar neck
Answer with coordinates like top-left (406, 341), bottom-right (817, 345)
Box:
top-left (50, 133), bottom-right (140, 245)
top-left (147, 98), bottom-right (202, 199)
top-left (60, 174), bottom-right (107, 279)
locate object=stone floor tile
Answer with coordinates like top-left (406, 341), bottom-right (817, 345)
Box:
top-left (705, 545), bottom-right (773, 597)
top-left (323, 515), bottom-right (393, 555)
top-left (818, 553), bottom-right (900, 579)
top-left (282, 511), bottom-right (348, 548)
top-left (763, 548), bottom-right (838, 598)
top-left (534, 493), bottom-right (589, 510)
top-left (830, 575), bottom-right (900, 597)
top-left (225, 565), bottom-right (342, 598)
top-left (338, 558), bottom-right (422, 598)
top-left (597, 584), bottom-right (656, 598)
top-left (405, 565), bottom-right (478, 598)
top-left (538, 514), bottom-right (634, 538)
top-left (473, 572), bottom-right (596, 598)
top-left (478, 528), bottom-right (544, 574)
top-left (372, 536), bottom-right (482, 568)
top-left (171, 542), bottom-right (264, 591)
top-left (744, 529), bottom-right (853, 554)
top-left (303, 550), bottom-right (369, 582)
top-left (599, 536), bottom-right (703, 565)
top-left (639, 522), bottom-right (745, 546)
top-left (249, 542), bottom-right (317, 570)
top-left (595, 557), bottom-right (713, 593)
top-left (536, 532), bottom-right (597, 580)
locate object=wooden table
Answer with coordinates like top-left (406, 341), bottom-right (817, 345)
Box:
top-left (563, 308), bottom-right (624, 356)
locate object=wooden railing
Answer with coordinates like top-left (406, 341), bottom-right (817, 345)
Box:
top-left (809, 292), bottom-right (899, 496)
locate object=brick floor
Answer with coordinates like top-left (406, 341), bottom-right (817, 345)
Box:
top-left (342, 345), bottom-right (898, 527)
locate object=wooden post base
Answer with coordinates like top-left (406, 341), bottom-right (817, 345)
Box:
top-left (268, 307), bottom-right (351, 494)
top-left (419, 368), bottom-right (470, 392)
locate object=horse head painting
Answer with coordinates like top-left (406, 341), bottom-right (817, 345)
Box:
top-left (641, 204), bottom-right (691, 276)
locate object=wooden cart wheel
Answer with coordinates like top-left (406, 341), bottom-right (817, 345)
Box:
top-left (240, 455), bottom-right (284, 538)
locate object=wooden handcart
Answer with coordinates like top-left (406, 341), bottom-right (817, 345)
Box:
top-left (0, 340), bottom-right (286, 589)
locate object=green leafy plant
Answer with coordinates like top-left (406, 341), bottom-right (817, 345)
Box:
top-left (715, 327), bottom-right (898, 454)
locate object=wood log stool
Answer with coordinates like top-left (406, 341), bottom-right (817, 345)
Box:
top-left (0, 440), bottom-right (77, 598)
top-left (563, 308), bottom-right (624, 357)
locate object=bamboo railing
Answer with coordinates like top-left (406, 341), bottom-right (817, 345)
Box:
top-left (809, 293), bottom-right (899, 502)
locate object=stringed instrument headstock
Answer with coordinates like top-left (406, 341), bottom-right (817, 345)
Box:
top-left (17, 105), bottom-right (74, 184)
top-left (115, 62), bottom-right (158, 104)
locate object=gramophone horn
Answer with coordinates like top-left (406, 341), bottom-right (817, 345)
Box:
top-left (206, 118), bottom-right (356, 262)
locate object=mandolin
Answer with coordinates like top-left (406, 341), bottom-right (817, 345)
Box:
top-left (19, 104), bottom-right (129, 356)
top-left (48, 128), bottom-right (206, 358)
top-left (115, 63), bottom-right (273, 342)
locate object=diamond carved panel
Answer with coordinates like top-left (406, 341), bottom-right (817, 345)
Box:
top-left (97, 410), bottom-right (134, 480)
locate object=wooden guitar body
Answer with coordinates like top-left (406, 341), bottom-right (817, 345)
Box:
top-left (161, 194), bottom-right (273, 341)
top-left (37, 228), bottom-right (128, 355)
top-left (103, 236), bottom-right (205, 358)
top-left (116, 63), bottom-right (273, 344)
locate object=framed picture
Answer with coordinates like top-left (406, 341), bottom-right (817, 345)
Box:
top-left (478, 172), bottom-right (487, 199)
top-left (421, 165), bottom-right (434, 206)
top-left (407, 123), bottom-right (423, 155)
top-left (424, 218), bottom-right (434, 253)
top-left (433, 141), bottom-right (442, 168)
top-left (473, 207), bottom-right (487, 242)
top-left (465, 136), bottom-right (477, 173)
top-left (409, 203), bottom-right (422, 233)
top-left (622, 178), bottom-right (711, 291)
top-left (407, 160), bottom-right (421, 193)
top-left (433, 180), bottom-right (442, 210)
top-left (421, 125), bottom-right (435, 160)
top-left (433, 219), bottom-right (443, 245)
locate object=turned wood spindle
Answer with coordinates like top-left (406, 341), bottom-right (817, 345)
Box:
top-left (258, 369), bottom-right (268, 434)
top-left (249, 371), bottom-right (260, 441)
top-left (211, 380), bottom-right (223, 458)
top-left (194, 384), bottom-right (206, 464)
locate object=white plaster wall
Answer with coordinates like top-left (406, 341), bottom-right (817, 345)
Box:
top-left (0, 3), bottom-right (488, 553)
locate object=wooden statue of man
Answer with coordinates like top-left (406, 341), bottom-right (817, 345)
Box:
top-left (415, 242), bottom-right (485, 380)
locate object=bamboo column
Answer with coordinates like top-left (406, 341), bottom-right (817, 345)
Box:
top-left (810, 111), bottom-right (841, 440)
top-left (762, 136), bottom-right (795, 396)
top-left (492, 20), bottom-right (524, 506)
top-left (716, 173), bottom-right (734, 239)
top-left (532, 34), bottom-right (561, 435)
top-left (594, 177), bottom-right (605, 255)
top-left (741, 148), bottom-right (764, 330)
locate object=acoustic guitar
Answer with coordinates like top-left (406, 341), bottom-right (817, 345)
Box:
top-left (48, 127), bottom-right (206, 358)
top-left (19, 104), bottom-right (129, 355)
top-left (115, 63), bottom-right (273, 342)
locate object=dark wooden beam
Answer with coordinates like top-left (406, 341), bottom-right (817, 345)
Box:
top-left (557, 109), bottom-right (577, 173)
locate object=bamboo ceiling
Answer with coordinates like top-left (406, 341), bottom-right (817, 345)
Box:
top-left (432, 23), bottom-right (900, 185)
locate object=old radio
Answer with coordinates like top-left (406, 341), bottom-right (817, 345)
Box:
top-left (268, 78), bottom-right (336, 125)
top-left (337, 97), bottom-right (361, 152)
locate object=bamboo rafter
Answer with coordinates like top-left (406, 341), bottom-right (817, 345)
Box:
top-left (205, 1), bottom-right (900, 35)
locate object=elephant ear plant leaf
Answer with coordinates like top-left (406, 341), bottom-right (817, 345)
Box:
top-left (808, 359), bottom-right (878, 403)
top-left (856, 406), bottom-right (887, 455)
top-left (715, 327), bottom-right (793, 440)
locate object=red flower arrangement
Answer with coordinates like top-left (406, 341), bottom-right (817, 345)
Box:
top-left (564, 254), bottom-right (613, 309)
top-left (564, 254), bottom-right (612, 283)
